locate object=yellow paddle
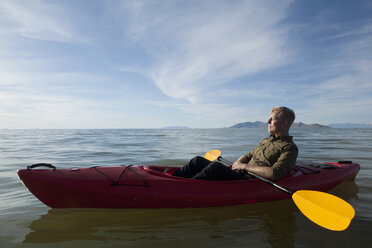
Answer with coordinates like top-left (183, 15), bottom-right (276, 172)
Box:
top-left (204, 150), bottom-right (355, 231)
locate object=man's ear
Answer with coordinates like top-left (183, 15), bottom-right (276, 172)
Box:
top-left (283, 119), bottom-right (290, 129)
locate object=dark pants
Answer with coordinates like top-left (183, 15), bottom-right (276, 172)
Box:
top-left (173, 156), bottom-right (248, 180)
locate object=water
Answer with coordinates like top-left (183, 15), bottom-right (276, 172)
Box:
top-left (1, 128), bottom-right (371, 248)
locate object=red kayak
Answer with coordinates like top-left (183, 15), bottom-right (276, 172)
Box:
top-left (17, 161), bottom-right (359, 208)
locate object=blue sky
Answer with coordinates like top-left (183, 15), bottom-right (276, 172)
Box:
top-left (1, 0), bottom-right (371, 128)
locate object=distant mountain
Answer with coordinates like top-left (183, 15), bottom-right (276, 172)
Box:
top-left (230, 121), bottom-right (330, 128)
top-left (328, 123), bottom-right (372, 128)
top-left (291, 122), bottom-right (330, 129)
top-left (162, 126), bottom-right (189, 129)
top-left (230, 121), bottom-right (266, 128)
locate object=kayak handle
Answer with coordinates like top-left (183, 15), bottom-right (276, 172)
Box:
top-left (27, 163), bottom-right (56, 170)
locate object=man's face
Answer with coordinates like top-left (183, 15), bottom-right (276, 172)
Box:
top-left (267, 111), bottom-right (286, 136)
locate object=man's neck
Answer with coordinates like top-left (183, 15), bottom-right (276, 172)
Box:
top-left (272, 131), bottom-right (289, 137)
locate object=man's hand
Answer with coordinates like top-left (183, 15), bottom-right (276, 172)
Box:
top-left (232, 161), bottom-right (248, 171)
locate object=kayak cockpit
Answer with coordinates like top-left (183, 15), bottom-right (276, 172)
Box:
top-left (142, 165), bottom-right (179, 177)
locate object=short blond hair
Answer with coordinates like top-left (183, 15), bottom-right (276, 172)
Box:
top-left (271, 106), bottom-right (295, 126)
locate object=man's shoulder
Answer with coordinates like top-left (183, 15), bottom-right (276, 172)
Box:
top-left (282, 139), bottom-right (298, 152)
top-left (259, 136), bottom-right (297, 144)
top-left (273, 137), bottom-right (298, 150)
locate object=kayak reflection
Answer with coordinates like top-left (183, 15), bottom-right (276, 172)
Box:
top-left (23, 182), bottom-right (358, 248)
top-left (23, 201), bottom-right (297, 247)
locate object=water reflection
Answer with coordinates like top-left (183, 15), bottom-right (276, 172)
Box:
top-left (23, 201), bottom-right (295, 247)
top-left (23, 182), bottom-right (359, 247)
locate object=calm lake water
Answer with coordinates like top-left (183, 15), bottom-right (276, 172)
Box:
top-left (1, 128), bottom-right (371, 248)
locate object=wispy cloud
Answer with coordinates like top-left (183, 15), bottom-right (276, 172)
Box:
top-left (324, 22), bottom-right (372, 40)
top-left (297, 26), bottom-right (372, 123)
top-left (0, 0), bottom-right (89, 43)
top-left (118, 0), bottom-right (294, 103)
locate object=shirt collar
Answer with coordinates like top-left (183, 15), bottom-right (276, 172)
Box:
top-left (270, 135), bottom-right (293, 141)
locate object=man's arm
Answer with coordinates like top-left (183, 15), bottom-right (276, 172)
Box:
top-left (270, 146), bottom-right (298, 180)
top-left (232, 152), bottom-right (274, 180)
top-left (232, 145), bottom-right (298, 180)
top-left (235, 154), bottom-right (250, 164)
top-left (232, 161), bottom-right (275, 180)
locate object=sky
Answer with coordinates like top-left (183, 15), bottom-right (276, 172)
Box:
top-left (0, 0), bottom-right (372, 128)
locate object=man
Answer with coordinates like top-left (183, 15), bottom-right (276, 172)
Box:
top-left (173, 106), bottom-right (298, 181)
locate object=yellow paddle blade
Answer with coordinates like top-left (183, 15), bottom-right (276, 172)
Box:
top-left (292, 190), bottom-right (355, 231)
top-left (204, 150), bottom-right (221, 161)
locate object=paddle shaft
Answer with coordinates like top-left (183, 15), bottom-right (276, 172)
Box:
top-left (217, 157), bottom-right (293, 195)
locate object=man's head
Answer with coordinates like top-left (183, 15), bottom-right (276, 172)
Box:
top-left (268, 106), bottom-right (295, 136)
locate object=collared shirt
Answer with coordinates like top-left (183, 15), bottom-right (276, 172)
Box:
top-left (245, 136), bottom-right (298, 180)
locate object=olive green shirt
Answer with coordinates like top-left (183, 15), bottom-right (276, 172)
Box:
top-left (245, 136), bottom-right (298, 180)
